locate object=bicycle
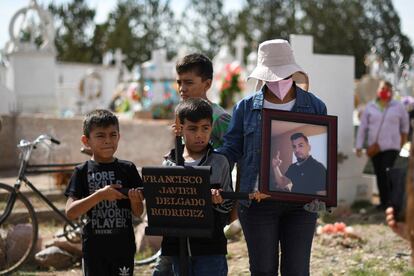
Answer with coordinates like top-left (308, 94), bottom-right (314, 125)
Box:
top-left (0, 134), bottom-right (83, 275)
top-left (0, 134), bottom-right (159, 275)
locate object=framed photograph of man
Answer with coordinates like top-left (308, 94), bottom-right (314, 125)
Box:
top-left (260, 109), bottom-right (337, 207)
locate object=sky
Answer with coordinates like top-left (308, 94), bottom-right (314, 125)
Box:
top-left (0, 0), bottom-right (413, 55)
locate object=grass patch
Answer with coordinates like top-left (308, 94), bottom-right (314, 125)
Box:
top-left (135, 246), bottom-right (156, 261)
top-left (347, 256), bottom-right (411, 276)
top-left (227, 252), bottom-right (234, 260)
top-left (350, 200), bottom-right (373, 212)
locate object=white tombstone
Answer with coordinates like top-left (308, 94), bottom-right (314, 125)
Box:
top-left (289, 34), bottom-right (371, 205)
top-left (176, 46), bottom-right (190, 60)
top-left (3, 0), bottom-right (57, 114)
top-left (76, 70), bottom-right (103, 114)
top-left (209, 45), bottom-right (236, 103)
top-left (0, 82), bottom-right (16, 114)
top-left (0, 1), bottom-right (124, 116)
top-left (0, 66), bottom-right (16, 114)
top-left (6, 50), bottom-right (57, 113)
top-left (55, 64), bottom-right (119, 116)
top-left (364, 47), bottom-right (384, 78)
top-left (243, 50), bottom-right (259, 97)
top-left (141, 49), bottom-right (175, 105)
top-left (233, 34), bottom-right (247, 66)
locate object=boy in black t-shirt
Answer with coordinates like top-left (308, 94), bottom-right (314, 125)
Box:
top-left (65, 109), bottom-right (144, 276)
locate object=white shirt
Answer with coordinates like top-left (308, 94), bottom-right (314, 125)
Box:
top-left (184, 158), bottom-right (201, 166)
top-left (264, 99), bottom-right (296, 111)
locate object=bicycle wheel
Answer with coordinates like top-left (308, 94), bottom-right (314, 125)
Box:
top-left (0, 183), bottom-right (38, 275)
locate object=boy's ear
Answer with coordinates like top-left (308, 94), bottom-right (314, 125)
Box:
top-left (81, 135), bottom-right (89, 147)
top-left (203, 79), bottom-right (212, 92)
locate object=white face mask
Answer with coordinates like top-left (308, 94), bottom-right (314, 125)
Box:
top-left (266, 78), bottom-right (293, 100)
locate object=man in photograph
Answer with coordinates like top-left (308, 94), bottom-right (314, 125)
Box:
top-left (272, 132), bottom-right (327, 195)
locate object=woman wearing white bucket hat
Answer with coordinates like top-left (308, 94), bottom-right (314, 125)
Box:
top-left (217, 39), bottom-right (326, 275)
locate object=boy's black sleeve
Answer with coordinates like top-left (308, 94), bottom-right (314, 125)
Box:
top-left (64, 166), bottom-right (85, 199)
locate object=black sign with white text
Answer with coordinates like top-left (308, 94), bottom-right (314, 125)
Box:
top-left (142, 166), bottom-right (213, 238)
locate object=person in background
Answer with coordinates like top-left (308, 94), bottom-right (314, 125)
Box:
top-left (356, 80), bottom-right (409, 210)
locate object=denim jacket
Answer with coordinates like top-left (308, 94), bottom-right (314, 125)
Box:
top-left (217, 85), bottom-right (327, 206)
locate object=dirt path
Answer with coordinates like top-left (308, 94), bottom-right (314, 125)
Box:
top-left (3, 172), bottom-right (412, 275)
top-left (131, 207), bottom-right (413, 275)
top-left (13, 214), bottom-right (413, 276)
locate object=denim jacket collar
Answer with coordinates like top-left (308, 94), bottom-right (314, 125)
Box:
top-left (252, 83), bottom-right (310, 111)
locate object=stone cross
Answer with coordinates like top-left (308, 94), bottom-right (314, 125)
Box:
top-left (6, 0), bottom-right (56, 54)
top-left (114, 48), bottom-right (126, 68)
top-left (233, 34), bottom-right (247, 65)
top-left (141, 48), bottom-right (175, 104)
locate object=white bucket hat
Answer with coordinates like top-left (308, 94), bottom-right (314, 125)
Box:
top-left (248, 39), bottom-right (309, 91)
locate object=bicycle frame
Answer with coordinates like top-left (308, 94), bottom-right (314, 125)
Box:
top-left (19, 175), bottom-right (77, 228)
top-left (2, 135), bottom-right (78, 229)
top-left (0, 189), bottom-right (17, 225)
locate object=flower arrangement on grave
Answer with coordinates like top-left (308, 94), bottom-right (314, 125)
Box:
top-left (150, 81), bottom-right (180, 119)
top-left (111, 82), bottom-right (142, 114)
top-left (401, 95), bottom-right (414, 112)
top-left (219, 62), bottom-right (244, 109)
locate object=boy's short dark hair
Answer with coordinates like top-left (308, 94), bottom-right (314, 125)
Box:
top-left (83, 109), bottom-right (119, 137)
top-left (290, 132), bottom-right (309, 143)
top-left (176, 98), bottom-right (213, 125)
top-left (176, 53), bottom-right (213, 81)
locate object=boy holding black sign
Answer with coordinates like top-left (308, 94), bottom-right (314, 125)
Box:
top-left (160, 98), bottom-right (233, 276)
top-left (65, 109), bottom-right (144, 276)
top-left (153, 53), bottom-right (233, 276)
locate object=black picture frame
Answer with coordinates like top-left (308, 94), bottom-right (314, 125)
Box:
top-left (260, 108), bottom-right (337, 207)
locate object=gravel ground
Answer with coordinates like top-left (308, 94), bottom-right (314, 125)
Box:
top-left (132, 206), bottom-right (414, 276)
top-left (10, 203), bottom-right (414, 276)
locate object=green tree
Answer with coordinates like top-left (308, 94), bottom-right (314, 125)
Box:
top-left (104, 0), bottom-right (177, 70)
top-left (298, 0), bottom-right (412, 78)
top-left (48, 0), bottom-right (97, 63)
top-left (180, 0), bottom-right (231, 59)
top-left (362, 0), bottom-right (412, 68)
top-left (104, 0), bottom-right (140, 69)
top-left (89, 23), bottom-right (108, 64)
top-left (298, 0), bottom-right (369, 77)
top-left (228, 0), bottom-right (298, 58)
top-left (232, 0), bottom-right (412, 78)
